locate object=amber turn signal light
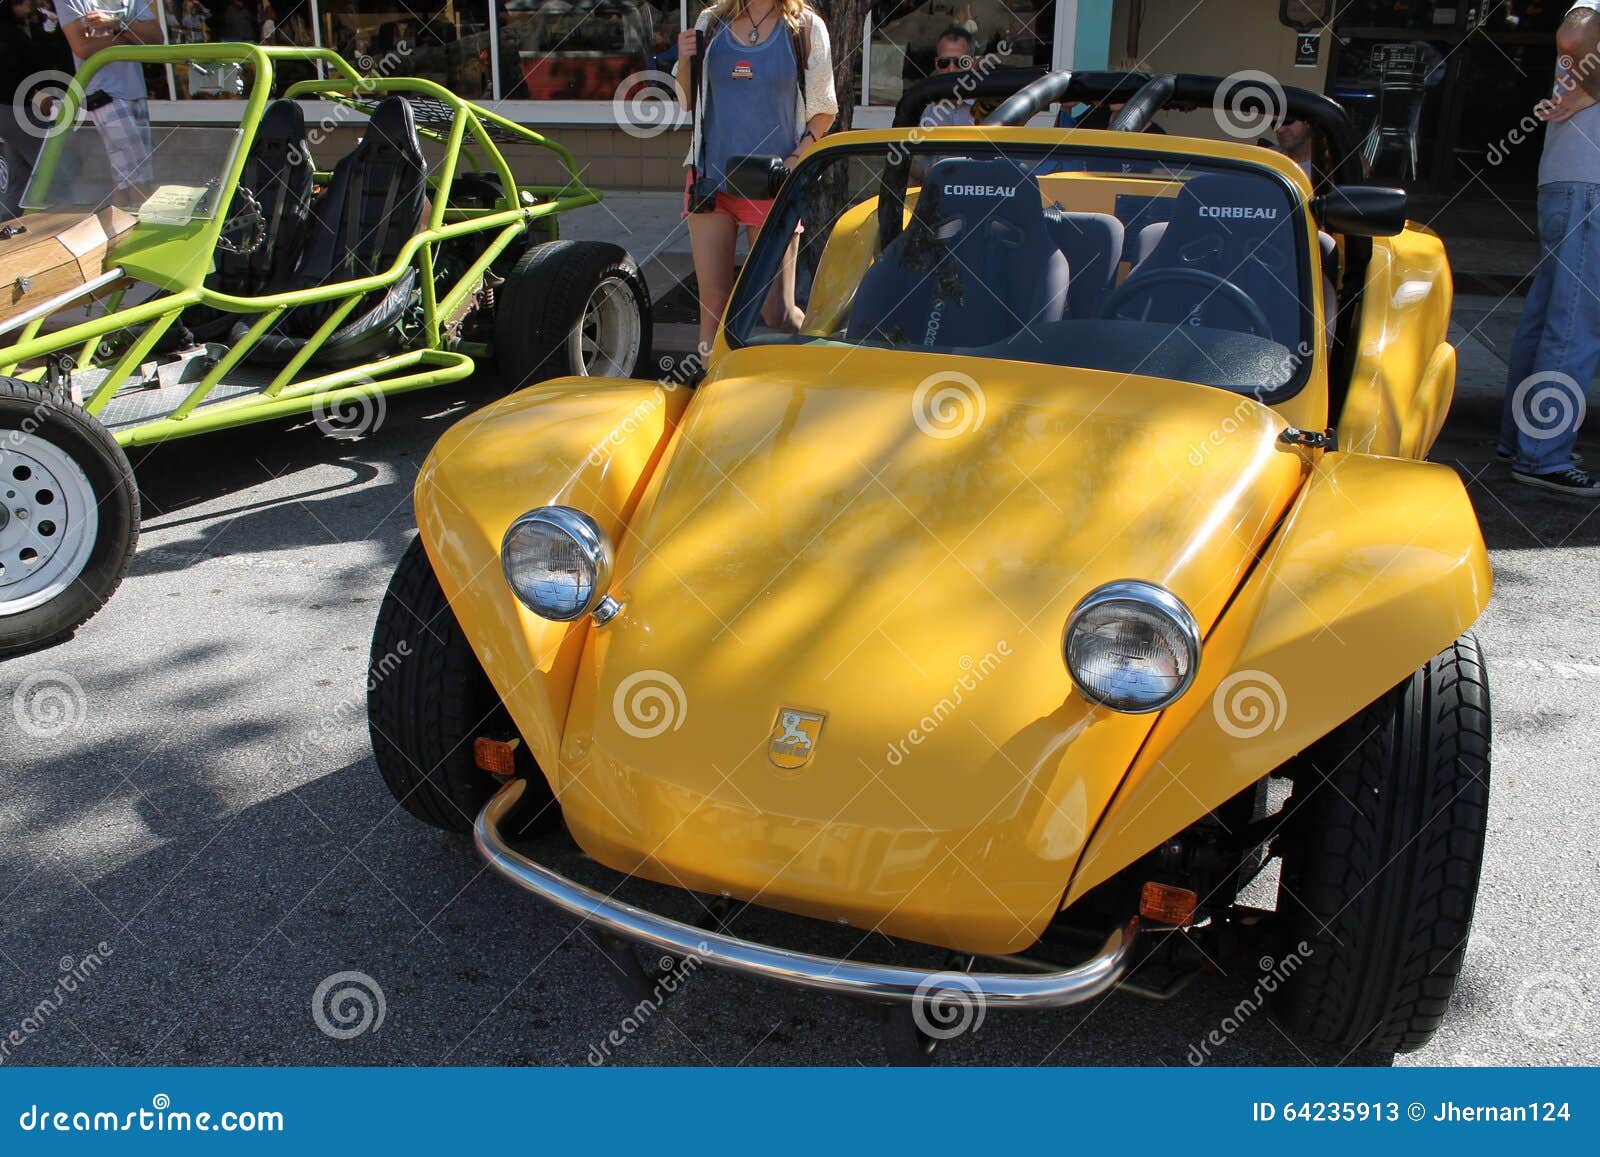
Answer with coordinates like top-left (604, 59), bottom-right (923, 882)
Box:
top-left (473, 736), bottom-right (521, 778)
top-left (1139, 881), bottom-right (1198, 926)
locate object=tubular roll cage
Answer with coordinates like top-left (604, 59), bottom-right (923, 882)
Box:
top-left (893, 68), bottom-right (1366, 186)
top-left (0, 44), bottom-right (600, 446)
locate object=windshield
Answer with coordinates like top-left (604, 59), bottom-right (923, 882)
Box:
top-left (727, 142), bottom-right (1315, 399)
top-left (23, 124), bottom-right (244, 223)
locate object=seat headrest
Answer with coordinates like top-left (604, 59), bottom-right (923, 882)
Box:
top-left (257, 98), bottom-right (307, 143)
top-left (361, 96), bottom-right (423, 165)
top-left (910, 157), bottom-right (1049, 241)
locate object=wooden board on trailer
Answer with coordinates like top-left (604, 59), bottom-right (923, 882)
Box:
top-left (1, 207), bottom-right (136, 327)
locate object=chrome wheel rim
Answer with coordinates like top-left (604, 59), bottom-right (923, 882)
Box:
top-left (569, 276), bottom-right (641, 378)
top-left (0, 431), bottom-right (99, 615)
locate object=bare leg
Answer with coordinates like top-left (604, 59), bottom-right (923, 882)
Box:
top-left (687, 209), bottom-right (740, 357)
top-left (752, 226), bottom-right (804, 333)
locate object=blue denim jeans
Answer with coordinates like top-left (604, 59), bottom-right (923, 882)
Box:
top-left (1500, 182), bottom-right (1600, 473)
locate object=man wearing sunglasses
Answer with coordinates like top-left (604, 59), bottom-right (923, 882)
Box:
top-left (920, 24), bottom-right (978, 128)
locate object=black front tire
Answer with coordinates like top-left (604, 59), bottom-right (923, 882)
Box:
top-left (0, 376), bottom-right (138, 657)
top-left (1273, 634), bottom-right (1492, 1055)
top-left (368, 536), bottom-right (555, 833)
top-left (494, 241), bottom-right (651, 389)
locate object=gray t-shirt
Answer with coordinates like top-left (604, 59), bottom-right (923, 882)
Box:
top-left (1540, 0), bottom-right (1600, 185)
top-left (56, 0), bottom-right (155, 102)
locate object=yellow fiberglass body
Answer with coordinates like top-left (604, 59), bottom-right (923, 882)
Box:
top-left (375, 78), bottom-right (1493, 1060)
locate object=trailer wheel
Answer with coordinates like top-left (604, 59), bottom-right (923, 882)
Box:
top-left (0, 376), bottom-right (138, 656)
top-left (495, 241), bottom-right (651, 389)
top-left (368, 535), bottom-right (556, 835)
top-left (1273, 634), bottom-right (1492, 1055)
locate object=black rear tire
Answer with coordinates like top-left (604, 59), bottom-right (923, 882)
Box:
top-left (494, 241), bottom-right (651, 389)
top-left (0, 376), bottom-right (138, 657)
top-left (368, 535), bottom-right (555, 834)
top-left (1273, 633), bottom-right (1491, 1055)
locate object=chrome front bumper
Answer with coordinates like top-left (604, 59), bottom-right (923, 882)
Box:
top-left (474, 779), bottom-right (1139, 1008)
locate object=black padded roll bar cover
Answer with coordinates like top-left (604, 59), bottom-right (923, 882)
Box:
top-left (1314, 186), bottom-right (1409, 236)
top-left (893, 67), bottom-right (1045, 127)
top-left (1106, 74), bottom-right (1176, 133)
top-left (984, 70), bottom-right (1075, 127)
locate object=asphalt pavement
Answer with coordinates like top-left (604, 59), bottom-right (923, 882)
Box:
top-left (2, 281), bottom-right (1598, 1067)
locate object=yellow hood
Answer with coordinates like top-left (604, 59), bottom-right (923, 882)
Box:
top-left (554, 345), bottom-right (1306, 953)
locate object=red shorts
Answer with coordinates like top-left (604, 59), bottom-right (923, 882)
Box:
top-left (681, 170), bottom-right (775, 227)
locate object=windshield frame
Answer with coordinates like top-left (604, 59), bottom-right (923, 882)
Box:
top-left (724, 137), bottom-right (1320, 404)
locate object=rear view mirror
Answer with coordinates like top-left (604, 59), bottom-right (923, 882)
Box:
top-left (188, 62), bottom-right (244, 97)
top-left (1313, 186), bottom-right (1408, 236)
top-left (725, 155), bottom-right (789, 202)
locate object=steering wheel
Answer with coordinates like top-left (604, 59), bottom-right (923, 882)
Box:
top-left (1100, 266), bottom-right (1273, 338)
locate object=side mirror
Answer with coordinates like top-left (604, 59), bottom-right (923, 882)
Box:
top-left (725, 154), bottom-right (789, 202)
top-left (1313, 186), bottom-right (1408, 237)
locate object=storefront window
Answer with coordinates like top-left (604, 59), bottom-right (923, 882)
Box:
top-left (497, 0), bottom-right (668, 100)
top-left (320, 0), bottom-right (492, 99)
top-left (158, 0), bottom-right (319, 97)
top-left (867, 0), bottom-right (1053, 106)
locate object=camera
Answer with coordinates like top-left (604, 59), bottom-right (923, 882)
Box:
top-left (686, 173), bottom-right (721, 214)
top-left (725, 154), bottom-right (791, 201)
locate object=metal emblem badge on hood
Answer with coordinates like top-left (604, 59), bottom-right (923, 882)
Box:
top-left (769, 707), bottom-right (827, 770)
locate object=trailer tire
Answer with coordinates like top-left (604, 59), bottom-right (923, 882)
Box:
top-left (0, 376), bottom-right (137, 656)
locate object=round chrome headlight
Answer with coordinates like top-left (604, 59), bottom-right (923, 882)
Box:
top-left (501, 506), bottom-right (613, 621)
top-left (1062, 581), bottom-right (1201, 713)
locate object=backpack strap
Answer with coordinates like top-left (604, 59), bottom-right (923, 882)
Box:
top-left (789, 14), bottom-right (810, 115)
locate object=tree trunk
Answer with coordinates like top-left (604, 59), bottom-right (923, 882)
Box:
top-left (814, 0), bottom-right (867, 132)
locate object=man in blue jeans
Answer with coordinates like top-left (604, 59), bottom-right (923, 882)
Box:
top-left (1500, 1), bottom-right (1600, 498)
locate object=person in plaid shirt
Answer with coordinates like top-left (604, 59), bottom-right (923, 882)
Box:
top-left (56, 0), bottom-right (162, 198)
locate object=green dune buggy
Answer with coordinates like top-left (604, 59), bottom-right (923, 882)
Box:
top-left (0, 44), bottom-right (650, 656)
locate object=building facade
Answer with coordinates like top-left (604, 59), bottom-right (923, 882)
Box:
top-left (146, 0), bottom-right (1563, 192)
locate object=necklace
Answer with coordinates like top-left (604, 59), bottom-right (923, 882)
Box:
top-left (743, 4), bottom-right (775, 43)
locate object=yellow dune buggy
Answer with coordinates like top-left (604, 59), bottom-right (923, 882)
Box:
top-left (370, 70), bottom-right (1491, 1063)
top-left (0, 44), bottom-right (649, 656)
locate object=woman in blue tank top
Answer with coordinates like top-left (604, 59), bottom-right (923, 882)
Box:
top-left (675, 0), bottom-right (837, 364)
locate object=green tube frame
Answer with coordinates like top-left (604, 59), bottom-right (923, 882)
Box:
top-left (2, 44), bottom-right (602, 446)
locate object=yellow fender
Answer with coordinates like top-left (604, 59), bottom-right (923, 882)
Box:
top-left (1065, 450), bottom-right (1492, 903)
top-left (413, 379), bottom-right (689, 787)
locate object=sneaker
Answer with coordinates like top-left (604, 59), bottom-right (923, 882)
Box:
top-left (1498, 446), bottom-right (1584, 464)
top-left (1511, 466), bottom-right (1600, 498)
